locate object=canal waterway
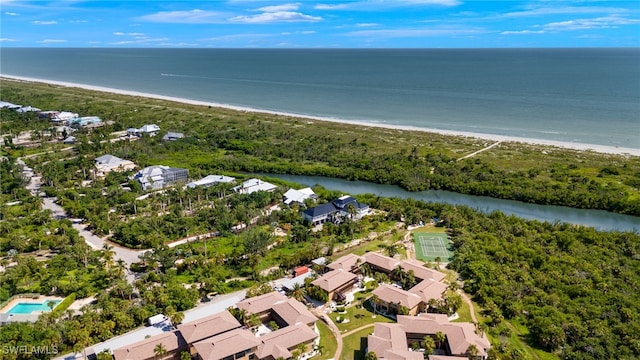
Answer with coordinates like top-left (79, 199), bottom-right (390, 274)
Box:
top-left (264, 174), bottom-right (640, 232)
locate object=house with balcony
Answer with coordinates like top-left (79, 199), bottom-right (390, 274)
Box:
top-left (132, 165), bottom-right (188, 190)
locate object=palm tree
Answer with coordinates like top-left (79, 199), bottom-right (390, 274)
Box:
top-left (364, 351), bottom-right (378, 360)
top-left (102, 243), bottom-right (115, 270)
top-left (169, 311), bottom-right (184, 328)
top-left (154, 343), bottom-right (168, 360)
top-left (295, 343), bottom-right (307, 359)
top-left (360, 262), bottom-right (373, 278)
top-left (391, 265), bottom-right (405, 282)
top-left (465, 344), bottom-right (480, 360)
top-left (435, 331), bottom-right (446, 350)
top-left (290, 283), bottom-right (306, 302)
top-left (370, 294), bottom-right (380, 314)
top-left (423, 336), bottom-right (436, 356)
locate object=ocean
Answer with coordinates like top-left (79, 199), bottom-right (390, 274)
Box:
top-left (1, 48), bottom-right (639, 149)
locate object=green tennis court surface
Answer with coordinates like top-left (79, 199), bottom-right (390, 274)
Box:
top-left (413, 232), bottom-right (454, 262)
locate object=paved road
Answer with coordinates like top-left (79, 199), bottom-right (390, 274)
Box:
top-left (54, 288), bottom-right (247, 360)
top-left (42, 197), bottom-right (143, 283)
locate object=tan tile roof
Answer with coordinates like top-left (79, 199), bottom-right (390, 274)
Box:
top-left (399, 259), bottom-right (446, 282)
top-left (327, 253), bottom-right (362, 271)
top-left (368, 323), bottom-right (406, 353)
top-left (271, 299), bottom-right (316, 326)
top-left (256, 323), bottom-right (318, 359)
top-left (113, 330), bottom-right (187, 360)
top-left (368, 323), bottom-right (422, 360)
top-left (362, 252), bottom-right (400, 272)
top-left (408, 279), bottom-right (448, 303)
top-left (177, 311), bottom-right (241, 344)
top-left (237, 291), bottom-right (288, 315)
top-left (372, 284), bottom-right (422, 310)
top-left (397, 315), bottom-right (490, 357)
top-left (192, 328), bottom-right (260, 360)
top-left (311, 269), bottom-right (358, 292)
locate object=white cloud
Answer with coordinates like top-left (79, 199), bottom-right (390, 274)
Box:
top-left (501, 15), bottom-right (640, 35)
top-left (501, 30), bottom-right (546, 35)
top-left (31, 20), bottom-right (57, 25)
top-left (356, 23), bottom-right (379, 27)
top-left (69, 20), bottom-right (87, 23)
top-left (109, 37), bottom-right (169, 45)
top-left (501, 5), bottom-right (630, 18)
top-left (38, 39), bottom-right (67, 43)
top-left (113, 32), bottom-right (146, 36)
top-left (281, 30), bottom-right (316, 35)
top-left (543, 15), bottom-right (640, 31)
top-left (230, 11), bottom-right (322, 23)
top-left (159, 42), bottom-right (199, 47)
top-left (203, 33), bottom-right (272, 42)
top-left (257, 3), bottom-right (300, 12)
top-left (0, 38), bottom-right (18, 42)
top-left (315, 4), bottom-right (348, 10)
top-left (315, 0), bottom-right (459, 11)
top-left (139, 9), bottom-right (226, 24)
top-left (4, 11), bottom-right (18, 16)
top-left (348, 27), bottom-right (484, 38)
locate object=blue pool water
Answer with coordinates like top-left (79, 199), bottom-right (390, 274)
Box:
top-left (6, 301), bottom-right (61, 315)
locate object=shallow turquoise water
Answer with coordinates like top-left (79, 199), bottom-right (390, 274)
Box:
top-left (6, 301), bottom-right (60, 314)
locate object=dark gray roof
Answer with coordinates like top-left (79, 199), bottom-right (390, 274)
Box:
top-left (303, 202), bottom-right (337, 218)
top-left (332, 196), bottom-right (357, 209)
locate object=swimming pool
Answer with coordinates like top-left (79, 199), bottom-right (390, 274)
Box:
top-left (6, 300), bottom-right (61, 315)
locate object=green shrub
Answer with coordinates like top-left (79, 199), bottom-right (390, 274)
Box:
top-left (51, 293), bottom-right (76, 318)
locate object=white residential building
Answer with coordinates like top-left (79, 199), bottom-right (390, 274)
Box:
top-left (232, 178), bottom-right (278, 194)
top-left (186, 175), bottom-right (236, 188)
top-left (283, 187), bottom-right (317, 206)
top-left (132, 165), bottom-right (189, 190)
top-left (95, 155), bottom-right (136, 177)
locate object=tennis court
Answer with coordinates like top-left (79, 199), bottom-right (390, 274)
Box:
top-left (413, 232), bottom-right (454, 262)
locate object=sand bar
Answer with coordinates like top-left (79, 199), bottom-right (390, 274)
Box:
top-left (2, 74), bottom-right (638, 157)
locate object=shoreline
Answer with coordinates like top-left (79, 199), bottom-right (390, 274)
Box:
top-left (2, 74), bottom-right (638, 157)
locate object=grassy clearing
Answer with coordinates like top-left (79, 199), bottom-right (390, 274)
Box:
top-left (341, 326), bottom-right (373, 360)
top-left (329, 300), bottom-right (394, 333)
top-left (501, 320), bottom-right (560, 360)
top-left (312, 321), bottom-right (338, 360)
top-left (451, 299), bottom-right (473, 323)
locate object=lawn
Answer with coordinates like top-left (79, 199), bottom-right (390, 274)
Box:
top-left (341, 326), bottom-right (373, 360)
top-left (329, 299), bottom-right (394, 333)
top-left (451, 298), bottom-right (473, 323)
top-left (312, 321), bottom-right (337, 360)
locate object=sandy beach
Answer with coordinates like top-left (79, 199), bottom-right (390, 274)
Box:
top-left (2, 74), bottom-right (638, 157)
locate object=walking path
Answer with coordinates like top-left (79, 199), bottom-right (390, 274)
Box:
top-left (457, 141), bottom-right (501, 161)
top-left (312, 309), bottom-right (343, 360)
top-left (342, 323), bottom-right (375, 338)
top-left (458, 291), bottom-right (478, 323)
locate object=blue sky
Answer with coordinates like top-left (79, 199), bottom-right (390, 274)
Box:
top-left (1, 0), bottom-right (639, 48)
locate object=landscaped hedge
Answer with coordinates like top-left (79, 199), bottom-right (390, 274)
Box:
top-left (51, 293), bottom-right (76, 318)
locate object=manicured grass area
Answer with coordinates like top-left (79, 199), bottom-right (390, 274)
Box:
top-left (329, 299), bottom-right (394, 333)
top-left (411, 225), bottom-right (446, 233)
top-left (312, 321), bottom-right (337, 360)
top-left (451, 298), bottom-right (473, 323)
top-left (341, 326), bottom-right (373, 360)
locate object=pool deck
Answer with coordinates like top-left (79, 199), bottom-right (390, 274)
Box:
top-left (0, 295), bottom-right (65, 324)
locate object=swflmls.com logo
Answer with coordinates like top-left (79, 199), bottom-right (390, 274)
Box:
top-left (2, 345), bottom-right (59, 355)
